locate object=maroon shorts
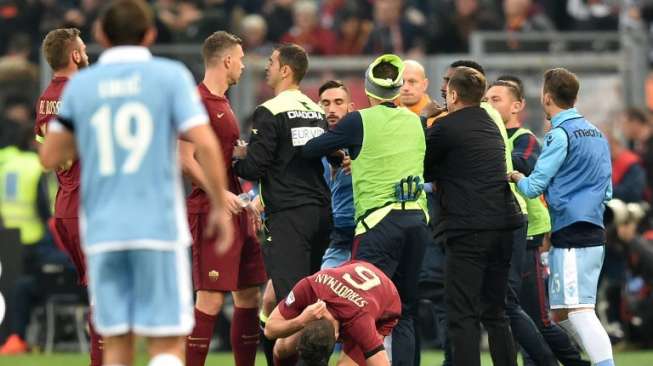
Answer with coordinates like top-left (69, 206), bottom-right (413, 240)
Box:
top-left (49, 218), bottom-right (87, 286)
top-left (189, 212), bottom-right (267, 291)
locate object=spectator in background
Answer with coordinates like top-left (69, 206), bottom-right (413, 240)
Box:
top-left (155, 0), bottom-right (202, 41)
top-left (333, 5), bottom-right (373, 55)
top-left (1, 95), bottom-right (33, 126)
top-left (398, 59), bottom-right (437, 127)
top-left (264, 0), bottom-right (294, 43)
top-left (504, 0), bottom-right (555, 32)
top-left (240, 14), bottom-right (274, 58)
top-left (280, 0), bottom-right (337, 55)
top-left (363, 0), bottom-right (426, 56)
top-left (0, 33), bottom-right (38, 83)
top-left (621, 107), bottom-right (653, 202)
top-left (428, 0), bottom-right (501, 54)
top-left (567, 0), bottom-right (620, 30)
top-left (609, 133), bottom-right (646, 203)
top-left (62, 0), bottom-right (101, 37)
top-left (0, 121), bottom-right (57, 355)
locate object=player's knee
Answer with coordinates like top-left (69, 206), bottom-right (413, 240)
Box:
top-left (233, 287), bottom-right (261, 308)
top-left (195, 291), bottom-right (224, 315)
top-left (552, 308), bottom-right (569, 322)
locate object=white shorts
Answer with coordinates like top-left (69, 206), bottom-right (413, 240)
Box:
top-left (548, 246), bottom-right (604, 309)
top-left (87, 246), bottom-right (194, 337)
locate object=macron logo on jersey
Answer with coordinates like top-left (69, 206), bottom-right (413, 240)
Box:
top-left (291, 127), bottom-right (325, 147)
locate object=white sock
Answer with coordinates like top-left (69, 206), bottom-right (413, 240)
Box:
top-left (148, 354), bottom-right (183, 366)
top-left (558, 319), bottom-right (582, 347)
top-left (568, 310), bottom-right (614, 365)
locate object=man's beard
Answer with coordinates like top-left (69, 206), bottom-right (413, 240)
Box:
top-left (75, 58), bottom-right (89, 70)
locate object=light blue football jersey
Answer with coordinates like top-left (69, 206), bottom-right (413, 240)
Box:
top-left (56, 46), bottom-right (208, 254)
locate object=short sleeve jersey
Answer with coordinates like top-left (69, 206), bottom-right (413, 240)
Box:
top-left (186, 83), bottom-right (241, 214)
top-left (55, 46), bottom-right (208, 254)
top-left (35, 76), bottom-right (80, 219)
top-left (278, 261), bottom-right (401, 354)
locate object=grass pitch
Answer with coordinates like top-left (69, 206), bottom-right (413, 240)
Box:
top-left (2, 351), bottom-right (653, 366)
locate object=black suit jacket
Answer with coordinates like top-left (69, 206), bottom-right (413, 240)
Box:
top-left (424, 106), bottom-right (523, 234)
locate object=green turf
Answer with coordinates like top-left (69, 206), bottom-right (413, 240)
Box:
top-left (1, 351), bottom-right (652, 366)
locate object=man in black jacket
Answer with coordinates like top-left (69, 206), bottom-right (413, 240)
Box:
top-left (424, 66), bottom-right (523, 366)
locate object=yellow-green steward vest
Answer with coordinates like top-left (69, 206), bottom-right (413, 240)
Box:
top-left (351, 104), bottom-right (428, 235)
top-left (481, 102), bottom-right (528, 215)
top-left (507, 128), bottom-right (552, 236)
top-left (0, 150), bottom-right (45, 245)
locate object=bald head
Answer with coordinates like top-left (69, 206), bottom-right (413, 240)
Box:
top-left (400, 59), bottom-right (429, 107)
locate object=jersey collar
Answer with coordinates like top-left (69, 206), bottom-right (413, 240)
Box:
top-left (99, 46), bottom-right (152, 64)
top-left (551, 107), bottom-right (582, 128)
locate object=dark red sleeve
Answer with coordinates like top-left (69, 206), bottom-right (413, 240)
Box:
top-left (342, 314), bottom-right (384, 355)
top-left (277, 278), bottom-right (315, 320)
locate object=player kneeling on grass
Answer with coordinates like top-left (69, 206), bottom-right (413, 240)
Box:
top-left (264, 261), bottom-right (400, 366)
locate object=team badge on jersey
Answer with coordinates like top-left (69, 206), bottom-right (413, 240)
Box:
top-left (209, 270), bottom-right (220, 281)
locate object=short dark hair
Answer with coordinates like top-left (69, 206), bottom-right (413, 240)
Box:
top-left (372, 61), bottom-right (399, 81)
top-left (297, 319), bottom-right (336, 366)
top-left (99, 0), bottom-right (153, 46)
top-left (543, 68), bottom-right (579, 109)
top-left (202, 31), bottom-right (242, 66)
top-left (624, 107), bottom-right (649, 125)
top-left (448, 66), bottom-right (486, 105)
top-left (42, 28), bottom-right (81, 71)
top-left (497, 75), bottom-right (524, 98)
top-left (276, 43), bottom-right (309, 84)
top-left (318, 80), bottom-right (350, 98)
top-left (489, 80), bottom-right (523, 101)
top-left (450, 60), bottom-right (485, 76)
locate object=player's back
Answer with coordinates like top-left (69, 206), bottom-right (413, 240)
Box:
top-left (309, 261), bottom-right (401, 322)
top-left (58, 47), bottom-right (206, 254)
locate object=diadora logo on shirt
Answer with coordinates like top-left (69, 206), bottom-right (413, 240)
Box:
top-left (287, 110), bottom-right (324, 119)
top-left (291, 127), bottom-right (325, 147)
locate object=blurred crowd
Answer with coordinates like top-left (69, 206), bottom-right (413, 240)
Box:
top-left (2, 0), bottom-right (653, 62)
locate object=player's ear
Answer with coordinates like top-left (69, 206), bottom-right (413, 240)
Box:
top-left (72, 49), bottom-right (81, 64)
top-left (141, 27), bottom-right (157, 47)
top-left (223, 54), bottom-right (232, 69)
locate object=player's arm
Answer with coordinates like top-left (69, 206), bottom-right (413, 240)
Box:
top-left (38, 119), bottom-right (77, 170)
top-left (302, 111), bottom-right (363, 159)
top-left (509, 128), bottom-right (568, 198)
top-left (265, 299), bottom-right (327, 339)
top-left (179, 140), bottom-right (209, 190)
top-left (511, 133), bottom-right (540, 176)
top-left (171, 65), bottom-right (232, 248)
top-left (233, 107), bottom-right (279, 181)
top-left (179, 139), bottom-right (243, 215)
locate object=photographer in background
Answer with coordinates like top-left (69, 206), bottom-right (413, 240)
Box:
top-left (605, 200), bottom-right (653, 345)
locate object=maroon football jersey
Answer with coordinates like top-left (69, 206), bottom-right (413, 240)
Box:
top-left (278, 261), bottom-right (401, 354)
top-left (35, 76), bottom-right (80, 219)
top-left (186, 83), bottom-right (242, 214)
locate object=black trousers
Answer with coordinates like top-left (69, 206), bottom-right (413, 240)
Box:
top-left (263, 204), bottom-right (332, 302)
top-left (445, 229), bottom-right (517, 366)
top-left (505, 225), bottom-right (558, 366)
top-left (521, 237), bottom-right (591, 366)
top-left (353, 210), bottom-right (429, 366)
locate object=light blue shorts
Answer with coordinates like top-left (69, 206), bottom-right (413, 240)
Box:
top-left (87, 247), bottom-right (194, 337)
top-left (548, 245), bottom-right (605, 309)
